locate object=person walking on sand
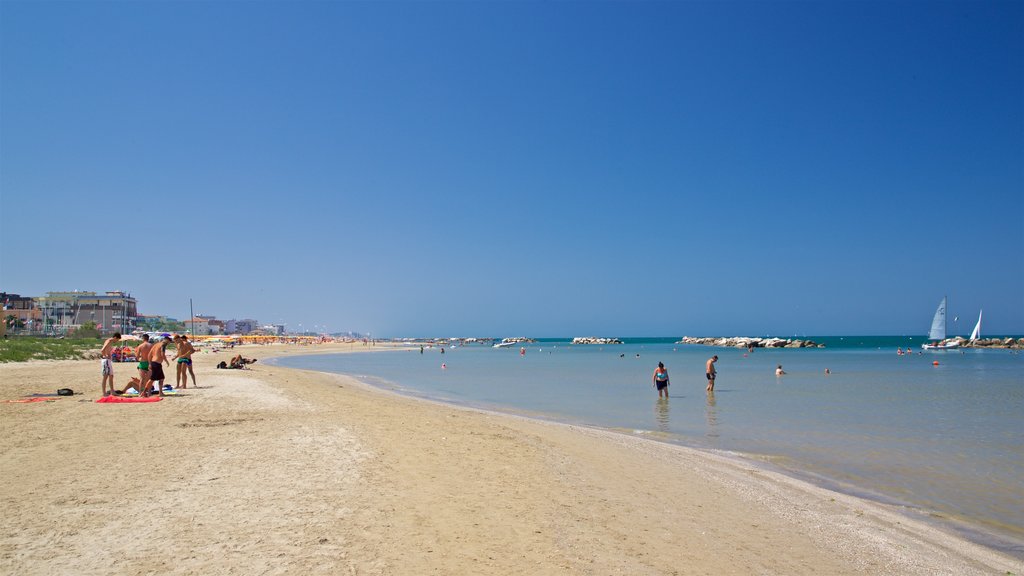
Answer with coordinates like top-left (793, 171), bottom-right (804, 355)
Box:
top-left (99, 332), bottom-right (121, 396)
top-left (135, 334), bottom-right (153, 396)
top-left (706, 355), bottom-right (718, 392)
top-left (145, 336), bottom-right (172, 397)
top-left (653, 361), bottom-right (670, 398)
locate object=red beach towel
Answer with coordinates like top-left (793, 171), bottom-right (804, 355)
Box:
top-left (95, 396), bottom-right (163, 403)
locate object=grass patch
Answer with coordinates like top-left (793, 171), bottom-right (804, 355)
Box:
top-left (0, 337), bottom-right (105, 363)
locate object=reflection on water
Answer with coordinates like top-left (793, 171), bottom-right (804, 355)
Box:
top-left (654, 397), bottom-right (670, 433)
top-left (705, 391), bottom-right (718, 438)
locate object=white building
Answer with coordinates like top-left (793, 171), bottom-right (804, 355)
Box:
top-left (184, 317), bottom-right (221, 336)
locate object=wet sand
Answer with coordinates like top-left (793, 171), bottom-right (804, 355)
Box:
top-left (1, 342), bottom-right (1020, 575)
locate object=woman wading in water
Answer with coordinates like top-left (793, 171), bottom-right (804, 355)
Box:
top-left (653, 362), bottom-right (670, 398)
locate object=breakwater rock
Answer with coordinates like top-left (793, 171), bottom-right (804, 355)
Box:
top-left (497, 337), bottom-right (535, 344)
top-left (953, 337), bottom-right (1023, 349)
top-left (572, 337), bottom-right (623, 345)
top-left (677, 336), bottom-right (824, 349)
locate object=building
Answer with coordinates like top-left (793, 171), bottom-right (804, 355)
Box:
top-left (183, 317), bottom-right (223, 336)
top-left (33, 291), bottom-right (137, 336)
top-left (1, 292), bottom-right (43, 333)
top-left (225, 318), bottom-right (259, 335)
top-left (259, 324), bottom-right (286, 336)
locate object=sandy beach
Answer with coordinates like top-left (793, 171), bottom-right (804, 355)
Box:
top-left (1, 342), bottom-right (1020, 575)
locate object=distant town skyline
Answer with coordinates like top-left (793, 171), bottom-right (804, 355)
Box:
top-left (2, 2), bottom-right (1021, 337)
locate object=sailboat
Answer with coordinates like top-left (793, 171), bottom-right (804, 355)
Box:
top-left (922, 296), bottom-right (960, 350)
top-left (969, 310), bottom-right (982, 341)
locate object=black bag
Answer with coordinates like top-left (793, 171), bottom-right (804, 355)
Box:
top-left (57, 388), bottom-right (74, 396)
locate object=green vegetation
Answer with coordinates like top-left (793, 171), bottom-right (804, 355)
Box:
top-left (137, 318), bottom-right (186, 333)
top-left (0, 336), bottom-right (104, 363)
top-left (71, 320), bottom-right (101, 339)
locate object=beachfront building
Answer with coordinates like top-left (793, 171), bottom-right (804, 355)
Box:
top-left (225, 318), bottom-right (258, 335)
top-left (1, 292), bottom-right (43, 334)
top-left (33, 290), bottom-right (138, 336)
top-left (259, 324), bottom-right (286, 336)
top-left (184, 317), bottom-right (223, 336)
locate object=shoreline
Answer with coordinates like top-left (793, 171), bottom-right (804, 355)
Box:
top-left (2, 342), bottom-right (1021, 574)
top-left (267, 347), bottom-right (1024, 560)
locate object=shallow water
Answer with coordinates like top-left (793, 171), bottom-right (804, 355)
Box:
top-left (271, 339), bottom-right (1024, 555)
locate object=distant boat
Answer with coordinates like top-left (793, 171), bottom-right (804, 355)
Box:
top-left (922, 296), bottom-right (960, 350)
top-left (969, 310), bottom-right (983, 341)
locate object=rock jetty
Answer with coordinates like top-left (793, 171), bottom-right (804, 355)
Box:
top-left (948, 337), bottom-right (1023, 349)
top-left (572, 337), bottom-right (623, 345)
top-left (497, 337), bottom-right (534, 344)
top-left (677, 336), bottom-right (824, 349)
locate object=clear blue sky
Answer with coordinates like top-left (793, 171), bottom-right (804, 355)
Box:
top-left (2, 1), bottom-right (1021, 337)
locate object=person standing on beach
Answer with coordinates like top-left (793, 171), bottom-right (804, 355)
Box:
top-left (145, 336), bottom-right (172, 397)
top-left (135, 334), bottom-right (153, 395)
top-left (171, 335), bottom-right (185, 388)
top-left (706, 355), bottom-right (718, 392)
top-left (653, 361), bottom-right (670, 398)
top-left (99, 332), bottom-right (121, 396)
top-left (172, 334), bottom-right (197, 389)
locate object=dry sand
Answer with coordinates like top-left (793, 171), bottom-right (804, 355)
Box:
top-left (1, 342), bottom-right (1021, 575)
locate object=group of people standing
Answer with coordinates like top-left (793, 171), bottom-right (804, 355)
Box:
top-left (652, 355), bottom-right (719, 397)
top-left (99, 333), bottom-right (197, 397)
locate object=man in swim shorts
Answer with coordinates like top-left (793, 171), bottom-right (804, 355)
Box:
top-left (173, 334), bottom-right (197, 388)
top-left (99, 332), bottom-right (121, 396)
top-left (706, 355), bottom-right (718, 392)
top-left (172, 335), bottom-right (186, 388)
top-left (145, 336), bottom-right (172, 397)
top-left (135, 334), bottom-right (153, 396)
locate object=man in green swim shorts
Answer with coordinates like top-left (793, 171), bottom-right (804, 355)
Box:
top-left (169, 334), bottom-right (195, 387)
top-left (172, 334), bottom-right (197, 389)
top-left (135, 334), bottom-right (153, 395)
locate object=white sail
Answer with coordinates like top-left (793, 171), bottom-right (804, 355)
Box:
top-left (928, 297), bottom-right (947, 341)
top-left (969, 310), bottom-right (982, 341)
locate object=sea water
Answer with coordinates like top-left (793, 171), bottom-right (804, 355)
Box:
top-left (269, 337), bottom-right (1024, 555)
